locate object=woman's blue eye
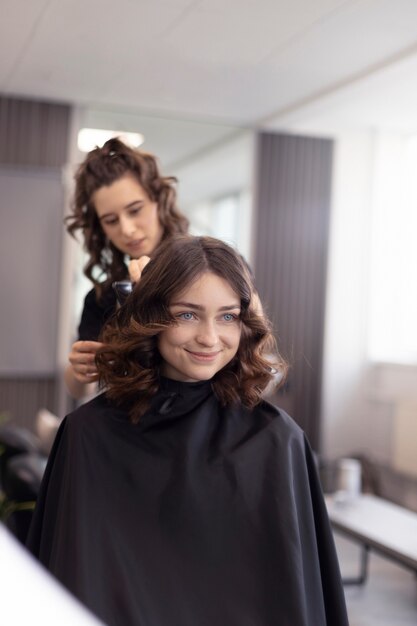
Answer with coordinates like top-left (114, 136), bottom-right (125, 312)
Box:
top-left (179, 312), bottom-right (194, 320)
top-left (223, 313), bottom-right (236, 322)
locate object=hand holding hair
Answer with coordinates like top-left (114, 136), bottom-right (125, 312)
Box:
top-left (128, 256), bottom-right (151, 283)
top-left (68, 340), bottom-right (105, 383)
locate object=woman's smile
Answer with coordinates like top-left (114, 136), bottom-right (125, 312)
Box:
top-left (185, 349), bottom-right (222, 362)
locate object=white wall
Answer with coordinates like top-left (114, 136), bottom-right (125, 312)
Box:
top-left (321, 130), bottom-right (375, 458)
top-left (322, 129), bottom-right (417, 473)
top-left (56, 106), bottom-right (90, 415)
top-left (172, 131), bottom-right (255, 261)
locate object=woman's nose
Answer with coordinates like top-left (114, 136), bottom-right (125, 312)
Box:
top-left (196, 321), bottom-right (218, 346)
top-left (120, 216), bottom-right (136, 236)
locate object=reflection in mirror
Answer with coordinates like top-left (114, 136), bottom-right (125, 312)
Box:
top-left (66, 108), bottom-right (254, 408)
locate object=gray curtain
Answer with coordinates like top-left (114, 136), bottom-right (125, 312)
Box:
top-left (0, 95), bottom-right (70, 166)
top-left (0, 95), bottom-right (71, 428)
top-left (253, 131), bottom-right (333, 450)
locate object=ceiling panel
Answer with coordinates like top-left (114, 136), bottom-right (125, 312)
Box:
top-left (0, 0), bottom-right (49, 82)
top-left (268, 52), bottom-right (417, 136)
top-left (1, 0), bottom-right (417, 150)
top-left (3, 0), bottom-right (192, 99)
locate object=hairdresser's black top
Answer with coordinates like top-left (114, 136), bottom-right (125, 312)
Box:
top-left (27, 379), bottom-right (348, 626)
top-left (77, 287), bottom-right (117, 341)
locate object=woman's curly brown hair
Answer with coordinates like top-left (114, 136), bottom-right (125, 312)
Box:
top-left (96, 236), bottom-right (287, 423)
top-left (65, 137), bottom-right (189, 298)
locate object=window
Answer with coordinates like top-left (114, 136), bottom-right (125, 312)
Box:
top-left (187, 191), bottom-right (252, 261)
top-left (368, 134), bottom-right (417, 363)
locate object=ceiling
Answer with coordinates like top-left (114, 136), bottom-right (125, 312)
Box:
top-left (2, 0), bottom-right (417, 164)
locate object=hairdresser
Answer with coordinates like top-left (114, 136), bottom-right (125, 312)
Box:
top-left (64, 138), bottom-right (189, 398)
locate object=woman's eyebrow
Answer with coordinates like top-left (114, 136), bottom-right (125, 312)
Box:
top-left (125, 200), bottom-right (145, 209)
top-left (98, 212), bottom-right (116, 221)
top-left (170, 302), bottom-right (240, 311)
top-left (98, 200), bottom-right (144, 220)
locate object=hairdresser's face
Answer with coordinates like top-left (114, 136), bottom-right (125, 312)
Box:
top-left (93, 173), bottom-right (163, 258)
top-left (158, 272), bottom-right (242, 383)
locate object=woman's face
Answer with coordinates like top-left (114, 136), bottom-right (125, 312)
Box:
top-left (158, 271), bottom-right (242, 383)
top-left (92, 173), bottom-right (164, 258)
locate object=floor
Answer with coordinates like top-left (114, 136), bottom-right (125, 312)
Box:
top-left (334, 535), bottom-right (417, 626)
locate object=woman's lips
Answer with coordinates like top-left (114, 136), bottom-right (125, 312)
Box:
top-left (185, 350), bottom-right (220, 362)
top-left (126, 238), bottom-right (145, 251)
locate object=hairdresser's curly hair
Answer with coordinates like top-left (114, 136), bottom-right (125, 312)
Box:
top-left (65, 137), bottom-right (189, 297)
top-left (96, 236), bottom-right (287, 423)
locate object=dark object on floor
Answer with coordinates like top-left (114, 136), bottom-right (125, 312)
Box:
top-left (0, 423), bottom-right (40, 479)
top-left (0, 423), bottom-right (47, 543)
top-left (3, 452), bottom-right (47, 542)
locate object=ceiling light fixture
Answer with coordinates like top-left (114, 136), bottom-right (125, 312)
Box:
top-left (77, 128), bottom-right (145, 152)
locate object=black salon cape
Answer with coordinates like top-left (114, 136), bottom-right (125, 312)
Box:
top-left (27, 379), bottom-right (348, 626)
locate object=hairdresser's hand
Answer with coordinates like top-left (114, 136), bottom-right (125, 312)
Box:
top-left (68, 340), bottom-right (104, 384)
top-left (128, 256), bottom-right (151, 283)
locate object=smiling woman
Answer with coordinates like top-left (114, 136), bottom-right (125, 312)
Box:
top-left (27, 236), bottom-right (348, 626)
top-left (94, 235), bottom-right (279, 421)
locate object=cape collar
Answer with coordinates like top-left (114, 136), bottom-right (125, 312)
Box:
top-left (144, 376), bottom-right (214, 422)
